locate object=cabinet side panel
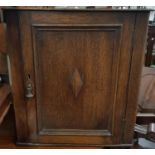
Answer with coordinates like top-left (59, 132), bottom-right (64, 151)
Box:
top-left (123, 12), bottom-right (149, 144)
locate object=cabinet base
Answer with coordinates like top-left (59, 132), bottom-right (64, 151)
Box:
top-left (16, 141), bottom-right (133, 148)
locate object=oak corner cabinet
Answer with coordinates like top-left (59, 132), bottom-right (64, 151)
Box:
top-left (2, 8), bottom-right (150, 148)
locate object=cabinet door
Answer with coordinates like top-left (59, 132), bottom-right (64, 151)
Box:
top-left (7, 11), bottom-right (138, 146)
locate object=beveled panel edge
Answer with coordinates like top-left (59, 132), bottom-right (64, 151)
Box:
top-left (39, 129), bottom-right (112, 136)
top-left (32, 23), bottom-right (123, 29)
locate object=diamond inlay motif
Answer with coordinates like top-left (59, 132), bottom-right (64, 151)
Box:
top-left (70, 69), bottom-right (83, 97)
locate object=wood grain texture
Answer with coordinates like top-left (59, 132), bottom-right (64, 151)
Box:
top-left (0, 106), bottom-right (134, 148)
top-left (0, 23), bottom-right (7, 53)
top-left (3, 10), bottom-right (149, 147)
top-left (32, 24), bottom-right (121, 137)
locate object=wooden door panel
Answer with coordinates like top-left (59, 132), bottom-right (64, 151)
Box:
top-left (11, 11), bottom-right (137, 145)
top-left (32, 25), bottom-right (121, 136)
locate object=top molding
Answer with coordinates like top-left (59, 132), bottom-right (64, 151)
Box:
top-left (1, 6), bottom-right (152, 12)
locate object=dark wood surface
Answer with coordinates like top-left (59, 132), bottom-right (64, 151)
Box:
top-left (0, 106), bottom-right (140, 148)
top-left (0, 53), bottom-right (8, 74)
top-left (122, 13), bottom-right (149, 144)
top-left (0, 8), bottom-right (8, 76)
top-left (2, 9), bottom-right (149, 147)
top-left (34, 27), bottom-right (118, 132)
top-left (0, 23), bottom-right (7, 53)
